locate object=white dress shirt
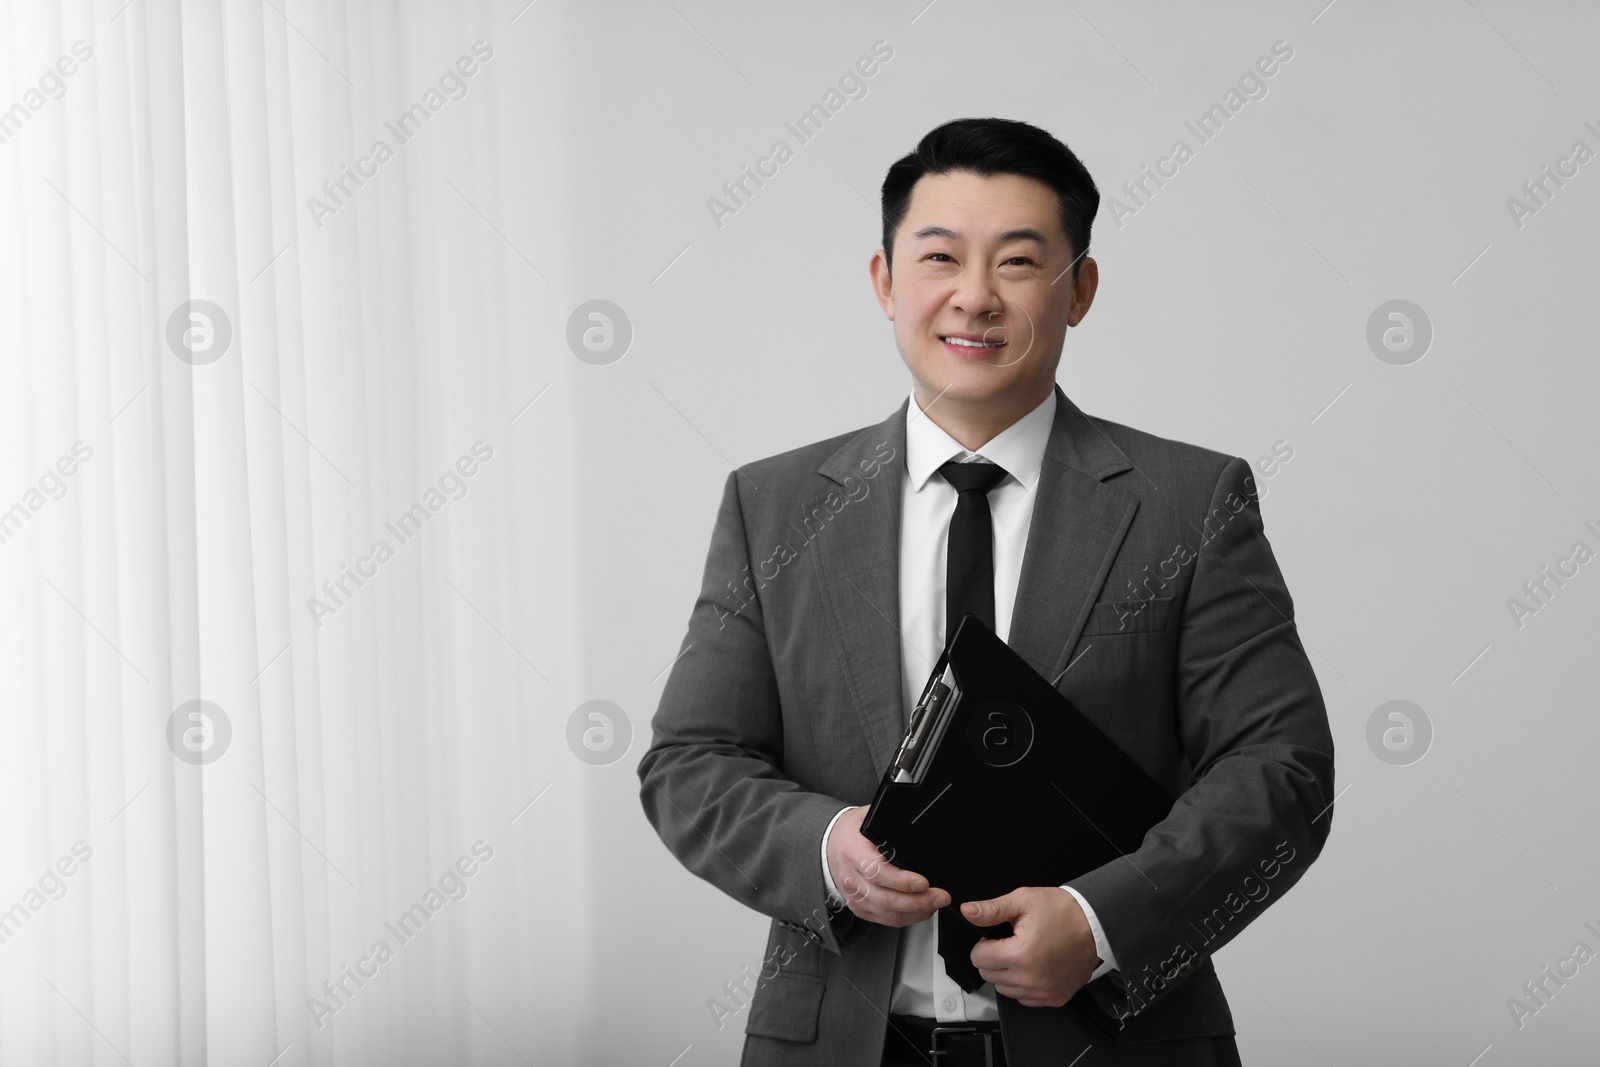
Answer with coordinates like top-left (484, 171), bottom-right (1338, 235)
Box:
top-left (819, 387), bottom-right (1118, 1022)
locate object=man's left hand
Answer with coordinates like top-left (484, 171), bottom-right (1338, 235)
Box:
top-left (963, 887), bottom-right (1100, 1008)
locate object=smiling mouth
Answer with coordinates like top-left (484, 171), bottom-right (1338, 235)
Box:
top-left (941, 336), bottom-right (1006, 350)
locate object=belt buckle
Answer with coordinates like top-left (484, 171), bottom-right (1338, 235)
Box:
top-left (930, 1023), bottom-right (997, 1067)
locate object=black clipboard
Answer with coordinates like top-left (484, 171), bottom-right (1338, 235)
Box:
top-left (859, 613), bottom-right (1175, 1024)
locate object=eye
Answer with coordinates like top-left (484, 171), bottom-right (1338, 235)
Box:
top-left (1004, 256), bottom-right (1036, 267)
top-left (924, 253), bottom-right (954, 263)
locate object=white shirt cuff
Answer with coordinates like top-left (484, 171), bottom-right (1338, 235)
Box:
top-left (821, 805), bottom-right (860, 907)
top-left (1061, 885), bottom-right (1118, 980)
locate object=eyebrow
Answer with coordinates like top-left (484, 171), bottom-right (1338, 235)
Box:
top-left (911, 225), bottom-right (1050, 246)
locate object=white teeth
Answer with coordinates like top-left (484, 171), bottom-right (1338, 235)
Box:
top-left (944, 337), bottom-right (1002, 348)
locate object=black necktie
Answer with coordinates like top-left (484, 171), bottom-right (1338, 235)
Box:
top-left (935, 457), bottom-right (1009, 992)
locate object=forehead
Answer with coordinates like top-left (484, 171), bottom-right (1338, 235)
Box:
top-left (901, 170), bottom-right (1066, 242)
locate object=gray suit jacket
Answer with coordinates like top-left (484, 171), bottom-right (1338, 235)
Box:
top-left (638, 386), bottom-right (1335, 1065)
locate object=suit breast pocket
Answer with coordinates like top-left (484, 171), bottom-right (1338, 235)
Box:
top-left (1080, 595), bottom-right (1175, 637)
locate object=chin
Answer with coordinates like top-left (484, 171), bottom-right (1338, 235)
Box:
top-left (917, 375), bottom-right (1007, 408)
top-left (933, 354), bottom-right (1015, 385)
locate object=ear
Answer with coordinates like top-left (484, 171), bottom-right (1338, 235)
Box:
top-left (1065, 256), bottom-right (1098, 328)
top-left (869, 248), bottom-right (895, 320)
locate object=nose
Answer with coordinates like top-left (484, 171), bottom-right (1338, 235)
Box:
top-left (949, 267), bottom-right (1004, 332)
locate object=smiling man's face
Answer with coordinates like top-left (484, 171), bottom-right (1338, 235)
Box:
top-left (870, 169), bottom-right (1097, 440)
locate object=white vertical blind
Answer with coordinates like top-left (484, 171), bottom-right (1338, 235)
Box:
top-left (0, 2), bottom-right (588, 1063)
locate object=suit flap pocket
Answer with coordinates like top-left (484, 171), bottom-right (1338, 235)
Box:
top-left (745, 972), bottom-right (826, 1043)
top-left (1081, 596), bottom-right (1174, 636)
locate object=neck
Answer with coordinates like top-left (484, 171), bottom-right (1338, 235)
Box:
top-left (914, 384), bottom-right (1051, 452)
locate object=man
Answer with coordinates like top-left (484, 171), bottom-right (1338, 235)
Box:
top-left (639, 117), bottom-right (1335, 1066)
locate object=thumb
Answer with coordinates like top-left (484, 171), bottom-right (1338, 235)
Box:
top-left (962, 890), bottom-right (1023, 928)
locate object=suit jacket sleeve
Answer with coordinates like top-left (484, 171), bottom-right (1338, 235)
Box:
top-left (1070, 456), bottom-right (1336, 1021)
top-left (638, 471), bottom-right (858, 955)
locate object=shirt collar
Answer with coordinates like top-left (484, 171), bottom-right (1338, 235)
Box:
top-left (905, 388), bottom-right (1057, 493)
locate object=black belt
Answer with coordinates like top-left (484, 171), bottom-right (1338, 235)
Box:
top-left (884, 1012), bottom-right (1006, 1067)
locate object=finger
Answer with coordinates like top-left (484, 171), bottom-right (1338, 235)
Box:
top-left (840, 874), bottom-right (873, 905)
top-left (853, 853), bottom-right (931, 894)
top-left (896, 883), bottom-right (952, 910)
top-left (843, 876), bottom-right (933, 911)
top-left (874, 886), bottom-right (953, 915)
top-left (962, 891), bottom-right (1022, 929)
top-left (843, 886), bottom-right (935, 927)
top-left (874, 906), bottom-right (941, 928)
top-left (846, 881), bottom-right (950, 922)
top-left (972, 947), bottom-right (1011, 976)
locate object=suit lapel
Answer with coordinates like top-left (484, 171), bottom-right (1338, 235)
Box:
top-left (814, 401), bottom-right (911, 781)
top-left (1010, 386), bottom-right (1141, 688)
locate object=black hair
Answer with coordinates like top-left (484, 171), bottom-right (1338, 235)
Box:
top-left (880, 117), bottom-right (1100, 282)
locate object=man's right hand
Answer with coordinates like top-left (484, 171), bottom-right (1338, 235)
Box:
top-left (826, 806), bottom-right (950, 927)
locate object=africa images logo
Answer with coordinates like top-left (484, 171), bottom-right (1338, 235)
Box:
top-left (167, 700), bottom-right (232, 765)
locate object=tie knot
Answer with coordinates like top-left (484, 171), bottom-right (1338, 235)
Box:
top-left (938, 458), bottom-right (1008, 496)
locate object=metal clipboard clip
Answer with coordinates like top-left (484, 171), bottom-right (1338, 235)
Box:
top-left (889, 663), bottom-right (960, 784)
